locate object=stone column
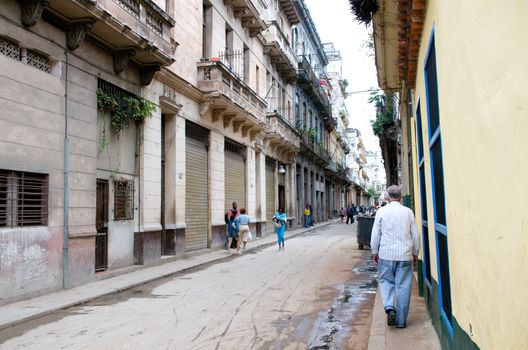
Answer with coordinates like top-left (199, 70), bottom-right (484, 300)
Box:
top-left (209, 130), bottom-right (225, 249)
top-left (299, 163), bottom-right (305, 226)
top-left (246, 147), bottom-right (256, 219)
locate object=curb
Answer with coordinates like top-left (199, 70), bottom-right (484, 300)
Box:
top-left (0, 221), bottom-right (334, 331)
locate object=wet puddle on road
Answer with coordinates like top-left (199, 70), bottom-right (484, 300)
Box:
top-left (305, 256), bottom-right (378, 350)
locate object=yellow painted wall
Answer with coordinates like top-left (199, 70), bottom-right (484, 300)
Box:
top-left (412, 1), bottom-right (528, 348)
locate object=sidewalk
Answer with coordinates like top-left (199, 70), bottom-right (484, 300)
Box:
top-left (0, 221), bottom-right (333, 331)
top-left (367, 278), bottom-right (441, 350)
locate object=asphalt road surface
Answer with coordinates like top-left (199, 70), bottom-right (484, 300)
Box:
top-left (0, 222), bottom-right (377, 350)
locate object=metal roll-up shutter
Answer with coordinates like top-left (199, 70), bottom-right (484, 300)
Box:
top-left (185, 128), bottom-right (209, 251)
top-left (265, 158), bottom-right (276, 232)
top-left (224, 142), bottom-right (246, 211)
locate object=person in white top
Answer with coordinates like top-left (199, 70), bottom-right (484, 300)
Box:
top-left (370, 185), bottom-right (420, 328)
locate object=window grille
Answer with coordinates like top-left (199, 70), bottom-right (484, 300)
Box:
top-left (0, 36), bottom-right (51, 73)
top-left (0, 36), bottom-right (20, 60)
top-left (113, 180), bottom-right (134, 220)
top-left (27, 49), bottom-right (50, 73)
top-left (0, 170), bottom-right (48, 228)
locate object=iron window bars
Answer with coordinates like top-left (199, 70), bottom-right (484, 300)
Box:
top-left (0, 170), bottom-right (48, 227)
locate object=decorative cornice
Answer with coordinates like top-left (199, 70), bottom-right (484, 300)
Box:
top-left (113, 48), bottom-right (136, 74)
top-left (139, 64), bottom-right (161, 86)
top-left (66, 19), bottom-right (95, 50)
top-left (18, 0), bottom-right (50, 27)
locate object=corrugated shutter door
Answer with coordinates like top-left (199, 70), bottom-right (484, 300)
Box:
top-left (186, 137), bottom-right (208, 251)
top-left (266, 159), bottom-right (275, 232)
top-left (224, 150), bottom-right (246, 210)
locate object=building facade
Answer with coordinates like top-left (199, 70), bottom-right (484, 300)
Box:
top-left (0, 0), bottom-right (352, 305)
top-left (366, 0), bottom-right (528, 348)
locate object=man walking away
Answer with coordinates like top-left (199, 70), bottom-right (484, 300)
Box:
top-left (370, 186), bottom-right (419, 328)
top-left (346, 204), bottom-right (356, 224)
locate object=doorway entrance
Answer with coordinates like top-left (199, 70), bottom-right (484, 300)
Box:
top-left (95, 179), bottom-right (109, 272)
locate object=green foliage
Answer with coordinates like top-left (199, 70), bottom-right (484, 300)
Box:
top-left (308, 128), bottom-right (318, 140)
top-left (96, 88), bottom-right (156, 133)
top-left (369, 90), bottom-right (396, 136)
top-left (367, 187), bottom-right (377, 198)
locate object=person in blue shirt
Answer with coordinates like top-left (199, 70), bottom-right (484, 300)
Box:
top-left (235, 208), bottom-right (251, 254)
top-left (273, 208), bottom-right (287, 250)
top-left (225, 203), bottom-right (239, 254)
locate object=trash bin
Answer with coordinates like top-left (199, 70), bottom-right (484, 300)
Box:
top-left (357, 216), bottom-right (375, 250)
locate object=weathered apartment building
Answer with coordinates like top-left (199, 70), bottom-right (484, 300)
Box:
top-left (0, 0), bottom-right (351, 304)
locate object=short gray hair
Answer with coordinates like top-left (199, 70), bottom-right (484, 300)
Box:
top-left (387, 185), bottom-right (402, 199)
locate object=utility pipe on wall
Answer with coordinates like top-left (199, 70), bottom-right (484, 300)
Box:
top-left (62, 47), bottom-right (70, 289)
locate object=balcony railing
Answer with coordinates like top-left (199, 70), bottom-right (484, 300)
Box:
top-left (262, 22), bottom-right (298, 81)
top-left (299, 133), bottom-right (330, 166)
top-left (33, 0), bottom-right (176, 80)
top-left (219, 50), bottom-right (245, 81)
top-left (265, 111), bottom-right (300, 152)
top-left (197, 60), bottom-right (267, 127)
top-left (297, 56), bottom-right (332, 117)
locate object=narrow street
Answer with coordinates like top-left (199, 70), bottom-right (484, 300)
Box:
top-left (0, 223), bottom-right (377, 350)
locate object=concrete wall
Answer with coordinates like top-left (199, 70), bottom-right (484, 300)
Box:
top-left (0, 1), bottom-right (66, 303)
top-left (412, 1), bottom-right (528, 348)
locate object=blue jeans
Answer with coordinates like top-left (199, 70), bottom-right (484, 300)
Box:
top-left (378, 259), bottom-right (413, 326)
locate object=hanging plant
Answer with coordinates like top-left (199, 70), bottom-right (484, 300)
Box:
top-left (349, 0), bottom-right (379, 25)
top-left (96, 88), bottom-right (156, 133)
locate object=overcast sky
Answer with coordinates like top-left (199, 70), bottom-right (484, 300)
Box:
top-left (304, 0), bottom-right (380, 149)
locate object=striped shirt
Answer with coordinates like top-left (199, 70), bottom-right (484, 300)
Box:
top-left (370, 202), bottom-right (420, 261)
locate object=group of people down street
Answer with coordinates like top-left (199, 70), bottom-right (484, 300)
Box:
top-left (224, 184), bottom-right (419, 330)
top-left (224, 202), bottom-right (287, 254)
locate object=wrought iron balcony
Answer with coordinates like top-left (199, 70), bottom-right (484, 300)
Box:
top-left (197, 60), bottom-right (268, 139)
top-left (223, 0), bottom-right (267, 37)
top-left (299, 133), bottom-right (331, 166)
top-left (262, 21), bottom-right (298, 82)
top-left (297, 55), bottom-right (332, 118)
top-left (265, 110), bottom-right (300, 156)
top-left (22, 0), bottom-right (177, 84)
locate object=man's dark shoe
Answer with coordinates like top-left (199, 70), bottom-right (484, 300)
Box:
top-left (387, 310), bottom-right (396, 326)
top-left (396, 324), bottom-right (406, 329)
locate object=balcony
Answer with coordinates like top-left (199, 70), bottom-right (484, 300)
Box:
top-left (297, 56), bottom-right (332, 117)
top-left (265, 111), bottom-right (300, 159)
top-left (300, 133), bottom-right (330, 166)
top-left (223, 0), bottom-right (267, 37)
top-left (24, 0), bottom-right (176, 84)
top-left (262, 22), bottom-right (298, 82)
top-left (197, 60), bottom-right (268, 139)
top-left (278, 0), bottom-right (301, 24)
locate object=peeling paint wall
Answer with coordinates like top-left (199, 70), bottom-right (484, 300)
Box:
top-left (0, 227), bottom-right (62, 305)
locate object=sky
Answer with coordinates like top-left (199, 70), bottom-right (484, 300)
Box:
top-left (304, 0), bottom-right (385, 176)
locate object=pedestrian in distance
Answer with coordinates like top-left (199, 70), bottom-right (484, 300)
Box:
top-left (346, 203), bottom-right (356, 224)
top-left (304, 204), bottom-right (311, 228)
top-left (225, 202), bottom-right (240, 254)
top-left (370, 185), bottom-right (420, 329)
top-left (308, 204), bottom-right (314, 226)
top-left (339, 207), bottom-right (346, 223)
top-left (273, 208), bottom-right (287, 250)
top-left (235, 208), bottom-right (251, 254)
